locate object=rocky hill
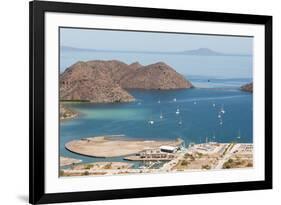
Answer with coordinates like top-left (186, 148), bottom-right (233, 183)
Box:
top-left (60, 61), bottom-right (135, 103)
top-left (241, 82), bottom-right (253, 92)
top-left (120, 62), bottom-right (193, 89)
top-left (60, 60), bottom-right (193, 103)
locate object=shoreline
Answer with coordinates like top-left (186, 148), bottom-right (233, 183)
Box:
top-left (60, 156), bottom-right (82, 167)
top-left (61, 140), bottom-right (253, 177)
top-left (60, 103), bottom-right (79, 121)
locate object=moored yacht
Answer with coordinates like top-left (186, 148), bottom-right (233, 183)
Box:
top-left (176, 107), bottom-right (180, 115)
top-left (160, 112), bottom-right (163, 119)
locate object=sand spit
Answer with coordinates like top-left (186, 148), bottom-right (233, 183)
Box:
top-left (65, 136), bottom-right (182, 158)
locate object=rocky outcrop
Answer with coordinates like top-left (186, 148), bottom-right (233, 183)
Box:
top-left (60, 60), bottom-right (193, 103)
top-left (241, 83), bottom-right (253, 92)
top-left (128, 62), bottom-right (143, 70)
top-left (60, 61), bottom-right (134, 103)
top-left (120, 62), bottom-right (193, 89)
top-left (60, 104), bottom-right (78, 120)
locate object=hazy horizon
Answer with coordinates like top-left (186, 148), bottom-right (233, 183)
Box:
top-left (61, 45), bottom-right (251, 56)
top-left (60, 28), bottom-right (253, 78)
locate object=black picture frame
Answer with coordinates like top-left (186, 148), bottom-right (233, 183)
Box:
top-left (29, 0), bottom-right (272, 204)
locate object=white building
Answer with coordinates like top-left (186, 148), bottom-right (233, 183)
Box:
top-left (160, 145), bottom-right (179, 153)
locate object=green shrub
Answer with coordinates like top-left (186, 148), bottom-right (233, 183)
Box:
top-left (202, 164), bottom-right (211, 170)
top-left (84, 164), bottom-right (93, 170)
top-left (223, 162), bottom-right (231, 169)
top-left (181, 160), bottom-right (188, 166)
top-left (103, 163), bottom-right (112, 169)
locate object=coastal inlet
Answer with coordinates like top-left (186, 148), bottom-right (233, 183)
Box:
top-left (59, 60), bottom-right (253, 176)
top-left (60, 84), bottom-right (253, 176)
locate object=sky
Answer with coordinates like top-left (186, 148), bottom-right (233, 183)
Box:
top-left (60, 28), bottom-right (253, 78)
top-left (60, 28), bottom-right (253, 54)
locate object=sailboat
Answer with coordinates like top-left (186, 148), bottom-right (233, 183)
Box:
top-left (178, 117), bottom-right (182, 125)
top-left (173, 98), bottom-right (177, 102)
top-left (176, 108), bottom-right (180, 115)
top-left (160, 112), bottom-right (163, 119)
top-left (158, 100), bottom-right (161, 104)
top-left (205, 136), bottom-right (209, 143)
top-left (237, 130), bottom-right (241, 140)
top-left (213, 103), bottom-right (216, 107)
top-left (220, 105), bottom-right (225, 114)
top-left (148, 117), bottom-right (154, 125)
top-left (212, 133), bottom-right (216, 141)
top-left (148, 120), bottom-right (154, 125)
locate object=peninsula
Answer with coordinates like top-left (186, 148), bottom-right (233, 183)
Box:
top-left (65, 136), bottom-right (183, 158)
top-left (241, 82), bottom-right (253, 92)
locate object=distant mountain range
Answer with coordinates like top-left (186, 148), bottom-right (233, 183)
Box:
top-left (61, 46), bottom-right (251, 57)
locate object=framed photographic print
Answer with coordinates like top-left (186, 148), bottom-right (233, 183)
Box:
top-left (29, 0), bottom-right (272, 204)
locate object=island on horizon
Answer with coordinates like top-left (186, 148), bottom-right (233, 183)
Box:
top-left (62, 46), bottom-right (252, 57)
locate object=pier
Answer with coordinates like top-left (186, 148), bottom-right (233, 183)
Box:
top-left (124, 149), bottom-right (176, 161)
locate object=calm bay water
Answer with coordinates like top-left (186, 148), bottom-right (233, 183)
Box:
top-left (60, 50), bottom-right (253, 164)
top-left (60, 80), bottom-right (253, 164)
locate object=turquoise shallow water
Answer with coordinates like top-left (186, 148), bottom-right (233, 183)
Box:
top-left (60, 78), bottom-right (253, 164)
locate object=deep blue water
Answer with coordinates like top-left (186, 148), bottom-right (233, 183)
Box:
top-left (60, 79), bottom-right (253, 164)
top-left (60, 49), bottom-right (253, 164)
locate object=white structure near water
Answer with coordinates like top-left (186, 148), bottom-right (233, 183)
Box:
top-left (160, 145), bottom-right (179, 153)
